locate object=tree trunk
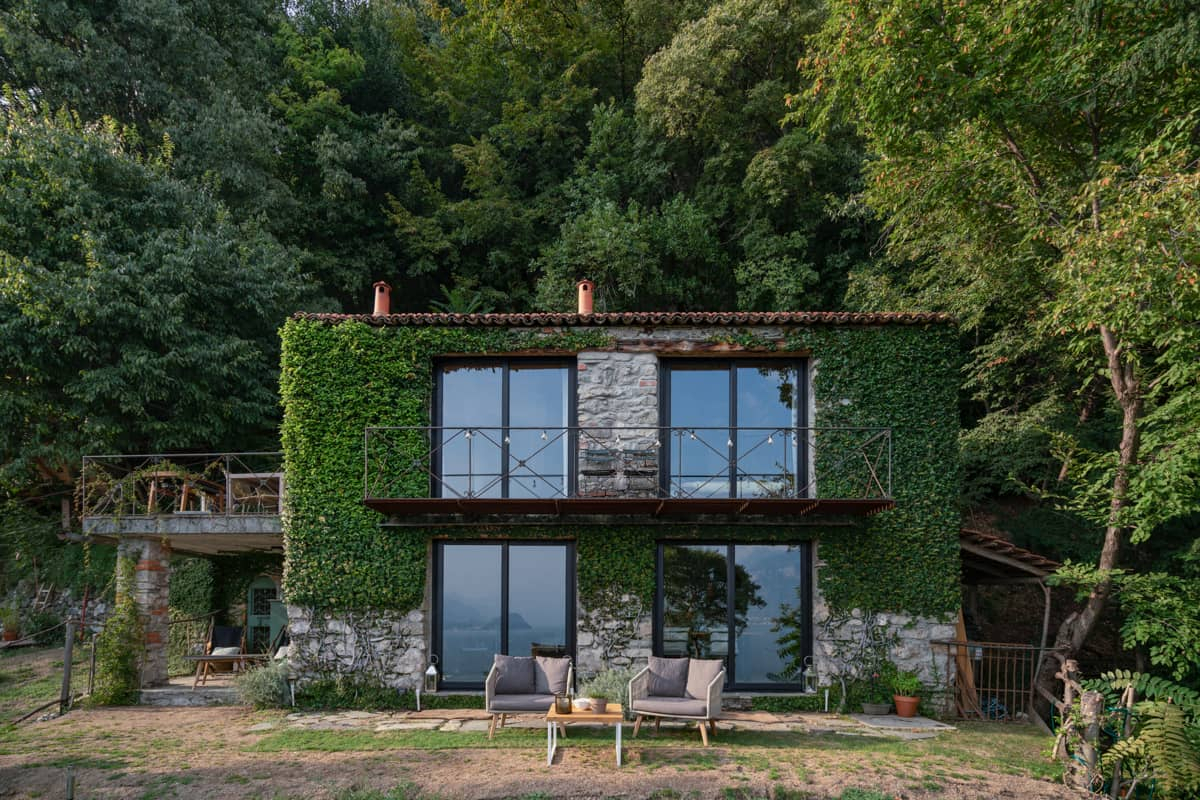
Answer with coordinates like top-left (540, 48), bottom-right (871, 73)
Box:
top-left (1034, 325), bottom-right (1142, 717)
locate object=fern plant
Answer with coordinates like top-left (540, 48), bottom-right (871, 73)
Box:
top-left (1089, 671), bottom-right (1200, 799)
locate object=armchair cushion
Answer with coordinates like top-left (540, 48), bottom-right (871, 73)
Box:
top-left (647, 656), bottom-right (688, 697)
top-left (488, 693), bottom-right (556, 712)
top-left (631, 696), bottom-right (708, 717)
top-left (534, 656), bottom-right (571, 695)
top-left (493, 654), bottom-right (535, 694)
top-left (685, 658), bottom-right (724, 701)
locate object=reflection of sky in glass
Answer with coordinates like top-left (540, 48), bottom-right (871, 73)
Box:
top-left (669, 365), bottom-right (801, 498)
top-left (441, 366), bottom-right (502, 497)
top-left (734, 545), bottom-right (803, 684)
top-left (670, 369), bottom-right (730, 489)
top-left (508, 367), bottom-right (567, 497)
top-left (438, 364), bottom-right (568, 498)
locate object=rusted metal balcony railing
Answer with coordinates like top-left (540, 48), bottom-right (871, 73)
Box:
top-left (81, 452), bottom-right (285, 520)
top-left (364, 426), bottom-right (892, 517)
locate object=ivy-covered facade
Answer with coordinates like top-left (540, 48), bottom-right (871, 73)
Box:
top-left (278, 311), bottom-right (961, 693)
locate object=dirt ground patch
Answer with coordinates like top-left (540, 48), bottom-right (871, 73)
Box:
top-left (0, 704), bottom-right (1084, 800)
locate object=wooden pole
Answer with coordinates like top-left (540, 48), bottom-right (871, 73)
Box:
top-left (59, 620), bottom-right (75, 715)
top-left (88, 633), bottom-right (98, 697)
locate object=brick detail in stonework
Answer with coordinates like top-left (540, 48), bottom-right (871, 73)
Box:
top-left (117, 538), bottom-right (172, 687)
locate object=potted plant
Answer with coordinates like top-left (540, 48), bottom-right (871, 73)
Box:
top-left (861, 670), bottom-right (892, 715)
top-left (0, 607), bottom-right (20, 642)
top-left (891, 670), bottom-right (923, 718)
top-left (578, 668), bottom-right (633, 715)
top-left (587, 689), bottom-right (612, 713)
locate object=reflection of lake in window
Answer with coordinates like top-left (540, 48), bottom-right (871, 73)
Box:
top-left (436, 541), bottom-right (573, 688)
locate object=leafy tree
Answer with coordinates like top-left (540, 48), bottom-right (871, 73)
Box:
top-left (804, 0), bottom-right (1200, 696)
top-left (0, 99), bottom-right (302, 491)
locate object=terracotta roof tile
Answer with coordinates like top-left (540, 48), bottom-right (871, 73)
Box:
top-left (292, 310), bottom-right (956, 327)
top-left (960, 528), bottom-right (1060, 573)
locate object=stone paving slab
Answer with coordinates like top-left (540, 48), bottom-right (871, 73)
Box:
top-left (849, 714), bottom-right (956, 732)
top-left (273, 709), bottom-right (953, 740)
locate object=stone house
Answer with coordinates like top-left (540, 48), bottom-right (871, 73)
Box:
top-left (276, 281), bottom-right (961, 698)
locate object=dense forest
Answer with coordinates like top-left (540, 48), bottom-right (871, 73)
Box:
top-left (1, 0), bottom-right (1197, 696)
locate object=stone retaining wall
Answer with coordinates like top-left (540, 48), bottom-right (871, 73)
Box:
top-left (286, 605), bottom-right (426, 689)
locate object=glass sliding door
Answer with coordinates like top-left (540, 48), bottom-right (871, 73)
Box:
top-left (435, 541), bottom-right (574, 689)
top-left (508, 365), bottom-right (569, 499)
top-left (735, 366), bottom-right (800, 498)
top-left (438, 544), bottom-right (502, 684)
top-left (508, 545), bottom-right (569, 658)
top-left (436, 360), bottom-right (573, 499)
top-left (664, 361), bottom-right (806, 499)
top-left (733, 544), bottom-right (807, 684)
top-left (656, 542), bottom-right (811, 689)
top-left (667, 368), bottom-right (731, 498)
top-left (661, 544), bottom-right (729, 659)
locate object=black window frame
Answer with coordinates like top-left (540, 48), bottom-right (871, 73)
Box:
top-left (433, 358), bottom-right (577, 499)
top-left (432, 539), bottom-right (577, 691)
top-left (659, 360), bottom-right (809, 499)
top-left (653, 540), bottom-right (813, 691)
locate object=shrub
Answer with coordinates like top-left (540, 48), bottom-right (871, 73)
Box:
top-left (89, 567), bottom-right (143, 706)
top-left (0, 606), bottom-right (19, 634)
top-left (235, 661), bottom-right (291, 708)
top-left (24, 609), bottom-right (63, 646)
top-left (579, 667), bottom-right (637, 717)
top-left (296, 675), bottom-right (407, 710)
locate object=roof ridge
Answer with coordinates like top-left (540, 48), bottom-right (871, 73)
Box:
top-left (291, 310), bottom-right (958, 327)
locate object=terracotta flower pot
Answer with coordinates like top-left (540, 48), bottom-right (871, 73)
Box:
top-left (893, 695), bottom-right (920, 718)
top-left (591, 699), bottom-right (608, 713)
top-left (2, 629), bottom-right (18, 642)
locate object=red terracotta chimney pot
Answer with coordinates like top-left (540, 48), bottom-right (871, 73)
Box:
top-left (576, 279), bottom-right (594, 315)
top-left (373, 281), bottom-right (392, 316)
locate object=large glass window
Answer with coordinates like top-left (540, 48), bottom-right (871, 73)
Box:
top-left (437, 360), bottom-right (572, 498)
top-left (657, 542), bottom-right (811, 689)
top-left (435, 542), bottom-right (574, 688)
top-left (664, 362), bottom-right (806, 498)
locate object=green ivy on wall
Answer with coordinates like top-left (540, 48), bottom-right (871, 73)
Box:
top-left (279, 319), bottom-right (613, 610)
top-left (280, 318), bottom-right (960, 619)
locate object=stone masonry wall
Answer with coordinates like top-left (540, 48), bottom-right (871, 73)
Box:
top-left (117, 537), bottom-right (171, 686)
top-left (287, 605), bottom-right (426, 690)
top-left (575, 351), bottom-right (659, 498)
top-left (811, 542), bottom-right (956, 706)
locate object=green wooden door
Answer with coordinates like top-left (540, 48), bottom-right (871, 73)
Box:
top-left (246, 576), bottom-right (279, 653)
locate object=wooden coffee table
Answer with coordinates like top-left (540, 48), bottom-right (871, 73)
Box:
top-left (545, 703), bottom-right (624, 766)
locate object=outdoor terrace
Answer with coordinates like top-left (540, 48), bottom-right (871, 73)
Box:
top-left (80, 452), bottom-right (284, 555)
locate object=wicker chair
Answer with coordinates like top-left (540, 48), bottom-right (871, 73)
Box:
top-left (629, 656), bottom-right (725, 745)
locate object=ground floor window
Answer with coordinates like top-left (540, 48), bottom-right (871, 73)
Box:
top-left (434, 541), bottom-right (575, 688)
top-left (655, 542), bottom-right (811, 690)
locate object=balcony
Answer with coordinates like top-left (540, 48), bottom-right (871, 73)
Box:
top-left (363, 426), bottom-right (894, 518)
top-left (80, 453), bottom-right (284, 554)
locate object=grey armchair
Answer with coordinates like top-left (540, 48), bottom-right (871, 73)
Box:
top-left (484, 654), bottom-right (573, 738)
top-left (629, 656), bottom-right (725, 745)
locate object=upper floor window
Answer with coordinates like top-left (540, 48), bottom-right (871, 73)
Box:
top-left (436, 360), bottom-right (574, 499)
top-left (663, 361), bottom-right (807, 498)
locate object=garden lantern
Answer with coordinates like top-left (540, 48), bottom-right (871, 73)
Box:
top-left (801, 656), bottom-right (818, 694)
top-left (424, 655), bottom-right (439, 693)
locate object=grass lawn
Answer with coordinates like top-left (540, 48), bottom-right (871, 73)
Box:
top-left (0, 648), bottom-right (1071, 799)
top-left (0, 643), bottom-right (92, 721)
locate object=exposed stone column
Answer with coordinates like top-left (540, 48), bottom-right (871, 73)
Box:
top-left (117, 538), bottom-right (172, 687)
top-left (576, 351), bottom-right (659, 498)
